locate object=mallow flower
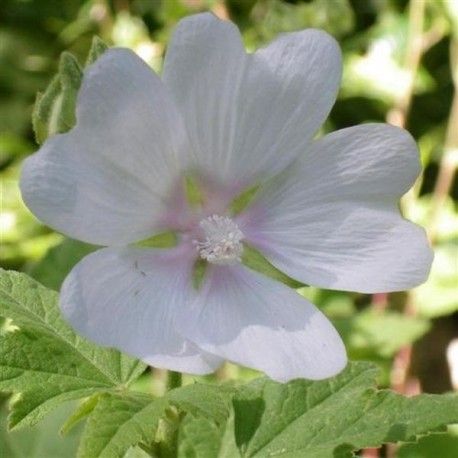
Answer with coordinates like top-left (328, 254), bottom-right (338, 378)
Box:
top-left (20, 13), bottom-right (433, 383)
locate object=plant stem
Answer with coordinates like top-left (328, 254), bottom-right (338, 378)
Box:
top-left (386, 0), bottom-right (425, 129)
top-left (385, 0), bottom-right (427, 406)
top-left (368, 7), bottom-right (429, 458)
top-left (372, 0), bottom-right (427, 315)
top-left (389, 0), bottom-right (458, 407)
top-left (428, 37), bottom-right (458, 243)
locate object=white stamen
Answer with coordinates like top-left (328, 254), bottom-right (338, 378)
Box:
top-left (194, 215), bottom-right (244, 265)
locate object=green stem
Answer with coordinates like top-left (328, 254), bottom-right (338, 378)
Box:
top-left (166, 370), bottom-right (182, 391)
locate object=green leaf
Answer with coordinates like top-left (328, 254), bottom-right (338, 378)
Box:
top-left (184, 175), bottom-right (203, 208)
top-left (0, 270), bottom-right (146, 429)
top-left (229, 185), bottom-right (259, 216)
top-left (32, 76), bottom-right (61, 144)
top-left (60, 394), bottom-right (102, 435)
top-left (1, 401), bottom-right (84, 458)
top-left (78, 392), bottom-right (158, 458)
top-left (177, 412), bottom-right (239, 458)
top-left (78, 384), bottom-right (235, 458)
top-left (32, 52), bottom-right (82, 144)
top-left (85, 36), bottom-right (109, 67)
top-left (30, 238), bottom-right (96, 290)
top-left (32, 37), bottom-right (109, 145)
top-left (79, 364), bottom-right (458, 458)
top-left (231, 362), bottom-right (458, 457)
top-left (346, 309), bottom-right (430, 358)
top-left (57, 52), bottom-right (83, 131)
top-left (241, 244), bottom-right (303, 289)
top-left (192, 259), bottom-right (208, 290)
top-left (397, 427), bottom-right (458, 458)
top-left (125, 446), bottom-right (152, 458)
top-left (135, 231), bottom-right (177, 249)
top-left (178, 415), bottom-right (225, 458)
top-left (414, 242), bottom-right (458, 318)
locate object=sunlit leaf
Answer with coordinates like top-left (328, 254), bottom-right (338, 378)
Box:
top-left (0, 270), bottom-right (146, 429)
top-left (232, 362), bottom-right (458, 457)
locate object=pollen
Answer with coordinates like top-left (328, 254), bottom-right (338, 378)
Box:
top-left (194, 215), bottom-right (244, 265)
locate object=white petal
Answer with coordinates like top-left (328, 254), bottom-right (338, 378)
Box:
top-left (61, 246), bottom-right (222, 374)
top-left (179, 265), bottom-right (347, 382)
top-left (239, 124), bottom-right (433, 293)
top-left (163, 13), bottom-right (342, 188)
top-left (21, 48), bottom-right (188, 245)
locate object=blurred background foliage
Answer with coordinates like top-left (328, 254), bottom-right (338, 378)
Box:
top-left (0, 0), bottom-right (457, 456)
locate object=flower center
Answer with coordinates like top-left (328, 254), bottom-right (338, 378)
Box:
top-left (194, 215), bottom-right (244, 265)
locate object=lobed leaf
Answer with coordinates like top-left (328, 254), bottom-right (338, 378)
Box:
top-left (0, 269), bottom-right (146, 429)
top-left (1, 271), bottom-right (456, 457)
top-left (177, 413), bottom-right (238, 458)
top-left (78, 384), bottom-right (236, 458)
top-left (231, 362), bottom-right (458, 457)
top-left (75, 363), bottom-right (458, 457)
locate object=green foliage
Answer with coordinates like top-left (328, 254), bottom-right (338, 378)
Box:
top-left (192, 259), bottom-right (208, 290)
top-left (0, 270), bottom-right (146, 429)
top-left (245, 0), bottom-right (354, 45)
top-left (60, 394), bottom-right (101, 436)
top-left (0, 402), bottom-right (83, 458)
top-left (229, 184), bottom-right (259, 215)
top-left (177, 413), bottom-right (239, 458)
top-left (77, 392), bottom-right (160, 458)
top-left (2, 0), bottom-right (458, 455)
top-left (410, 196), bottom-right (458, 318)
top-left (85, 36), bottom-right (109, 67)
top-left (32, 52), bottom-right (82, 144)
top-left (344, 309), bottom-right (430, 358)
top-left (231, 364), bottom-right (458, 457)
top-left (0, 162), bottom-right (59, 271)
top-left (79, 384), bottom-right (235, 458)
top-left (397, 427), bottom-right (458, 458)
top-left (32, 37), bottom-right (108, 144)
top-left (30, 238), bottom-right (96, 290)
top-left (1, 270), bottom-right (457, 457)
top-left (184, 176), bottom-right (204, 208)
top-left (135, 232), bottom-right (178, 249)
top-left (241, 244), bottom-right (303, 289)
top-left (414, 242), bottom-right (458, 318)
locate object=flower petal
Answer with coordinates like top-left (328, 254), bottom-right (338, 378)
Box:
top-left (179, 265), bottom-right (347, 382)
top-left (239, 124), bottom-right (433, 293)
top-left (163, 13), bottom-right (342, 188)
top-left (61, 246), bottom-right (222, 374)
top-left (21, 48), bottom-right (188, 245)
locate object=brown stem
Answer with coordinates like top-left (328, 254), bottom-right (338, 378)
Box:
top-left (371, 0), bottom-right (428, 427)
top-left (386, 0), bottom-right (426, 129)
top-left (428, 84), bottom-right (458, 244)
top-left (388, 6), bottom-right (458, 397)
top-left (371, 0), bottom-right (426, 317)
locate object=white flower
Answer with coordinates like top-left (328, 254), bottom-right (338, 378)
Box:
top-left (20, 13), bottom-right (433, 383)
